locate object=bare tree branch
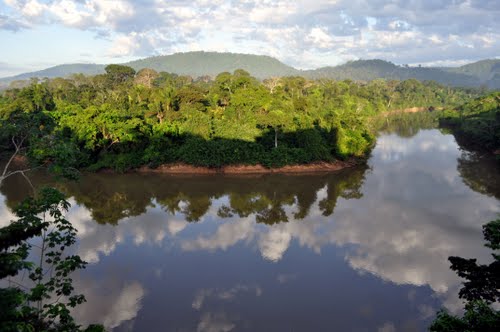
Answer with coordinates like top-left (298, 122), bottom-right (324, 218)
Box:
top-left (2, 136), bottom-right (21, 178)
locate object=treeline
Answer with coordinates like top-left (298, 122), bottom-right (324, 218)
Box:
top-left (439, 92), bottom-right (500, 153)
top-left (0, 65), bottom-right (480, 171)
top-left (1, 169), bottom-right (368, 225)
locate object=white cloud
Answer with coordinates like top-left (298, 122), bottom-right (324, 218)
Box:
top-left (102, 282), bottom-right (145, 329)
top-left (21, 0), bottom-right (45, 17)
top-left (258, 227), bottom-right (292, 262)
top-left (306, 27), bottom-right (334, 49)
top-left (197, 312), bottom-right (235, 332)
top-left (192, 284), bottom-right (262, 311)
top-left (181, 218), bottom-right (255, 251)
top-left (167, 218), bottom-right (188, 235)
top-left (72, 278), bottom-right (145, 330)
top-left (0, 195), bottom-right (16, 227)
top-left (2, 0), bottom-right (499, 67)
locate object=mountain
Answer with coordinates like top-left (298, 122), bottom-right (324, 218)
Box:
top-left (1, 63), bottom-right (106, 83)
top-left (441, 59), bottom-right (500, 81)
top-left (304, 59), bottom-right (481, 87)
top-left (0, 52), bottom-right (298, 87)
top-left (126, 51), bottom-right (299, 78)
top-left (440, 59), bottom-right (500, 89)
top-left (1, 51), bottom-right (499, 89)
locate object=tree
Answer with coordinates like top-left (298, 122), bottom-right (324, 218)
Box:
top-left (0, 103), bottom-right (54, 187)
top-left (104, 64), bottom-right (136, 86)
top-left (256, 99), bottom-right (292, 148)
top-left (430, 219), bottom-right (500, 331)
top-left (147, 87), bottom-right (176, 124)
top-left (0, 187), bottom-right (104, 331)
top-left (134, 68), bottom-right (159, 88)
top-left (263, 77), bottom-right (282, 94)
top-left (212, 72), bottom-right (233, 107)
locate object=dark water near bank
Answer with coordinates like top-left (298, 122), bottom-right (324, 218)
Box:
top-left (1, 128), bottom-right (499, 331)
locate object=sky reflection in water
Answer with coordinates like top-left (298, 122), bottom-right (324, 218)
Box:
top-left (1, 129), bottom-right (499, 331)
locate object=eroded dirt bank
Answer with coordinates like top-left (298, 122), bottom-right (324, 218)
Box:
top-left (381, 106), bottom-right (444, 116)
top-left (135, 159), bottom-right (361, 174)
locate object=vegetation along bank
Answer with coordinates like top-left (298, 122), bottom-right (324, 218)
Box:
top-left (0, 64), bottom-right (487, 174)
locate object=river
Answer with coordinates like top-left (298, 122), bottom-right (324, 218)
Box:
top-left (1, 126), bottom-right (499, 331)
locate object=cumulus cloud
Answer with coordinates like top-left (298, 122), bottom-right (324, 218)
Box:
top-left (174, 129), bottom-right (499, 314)
top-left (180, 217), bottom-right (255, 252)
top-left (72, 277), bottom-right (145, 330)
top-left (2, 0), bottom-right (499, 67)
top-left (192, 284), bottom-right (262, 311)
top-left (197, 312), bottom-right (235, 332)
top-left (258, 227), bottom-right (292, 262)
top-left (330, 130), bottom-right (499, 312)
top-left (0, 13), bottom-right (29, 31)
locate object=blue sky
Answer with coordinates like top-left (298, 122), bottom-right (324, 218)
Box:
top-left (1, 0), bottom-right (499, 77)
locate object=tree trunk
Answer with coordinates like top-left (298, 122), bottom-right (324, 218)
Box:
top-left (274, 129), bottom-right (278, 148)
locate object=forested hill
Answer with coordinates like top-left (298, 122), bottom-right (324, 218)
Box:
top-left (440, 59), bottom-right (500, 88)
top-left (126, 52), bottom-right (299, 78)
top-left (1, 64), bottom-right (107, 84)
top-left (1, 51), bottom-right (499, 88)
top-left (304, 60), bottom-right (492, 88)
top-left (0, 52), bottom-right (299, 84)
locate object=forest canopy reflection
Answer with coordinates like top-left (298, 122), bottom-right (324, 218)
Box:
top-left (0, 166), bottom-right (368, 225)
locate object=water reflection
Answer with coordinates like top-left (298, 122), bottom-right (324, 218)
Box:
top-left (457, 151), bottom-right (500, 200)
top-left (0, 129), bottom-right (499, 331)
top-left (1, 167), bottom-right (367, 226)
top-left (73, 276), bottom-right (145, 331)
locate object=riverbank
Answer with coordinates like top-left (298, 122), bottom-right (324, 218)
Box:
top-left (381, 106), bottom-right (444, 116)
top-left (438, 92), bottom-right (499, 156)
top-left (130, 159), bottom-right (362, 174)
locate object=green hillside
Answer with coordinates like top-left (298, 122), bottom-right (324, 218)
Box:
top-left (0, 63), bottom-right (105, 82)
top-left (0, 52), bottom-right (499, 89)
top-left (441, 59), bottom-right (500, 81)
top-left (305, 59), bottom-right (402, 80)
top-left (126, 51), bottom-right (299, 78)
top-left (440, 59), bottom-right (500, 89)
top-left (305, 59), bottom-right (481, 86)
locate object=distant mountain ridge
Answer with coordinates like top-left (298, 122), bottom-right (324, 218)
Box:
top-left (2, 63), bottom-right (106, 83)
top-left (303, 59), bottom-right (484, 87)
top-left (1, 51), bottom-right (499, 89)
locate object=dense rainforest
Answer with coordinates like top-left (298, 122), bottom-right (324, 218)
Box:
top-left (0, 65), bottom-right (483, 172)
top-left (439, 92), bottom-right (500, 153)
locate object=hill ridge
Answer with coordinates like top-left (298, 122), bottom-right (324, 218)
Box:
top-left (1, 52), bottom-right (499, 89)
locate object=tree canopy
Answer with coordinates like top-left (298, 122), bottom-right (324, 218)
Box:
top-left (0, 67), bottom-right (481, 172)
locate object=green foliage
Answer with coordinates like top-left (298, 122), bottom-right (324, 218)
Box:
top-left (439, 92), bottom-right (500, 151)
top-left (126, 51), bottom-right (298, 79)
top-left (442, 59), bottom-right (500, 84)
top-left (0, 187), bottom-right (103, 331)
top-left (104, 64), bottom-right (136, 86)
top-left (430, 300), bottom-right (500, 332)
top-left (448, 219), bottom-right (500, 304)
top-left (430, 219), bottom-right (500, 331)
top-left (0, 70), bottom-right (481, 171)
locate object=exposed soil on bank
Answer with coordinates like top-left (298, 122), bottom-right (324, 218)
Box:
top-left (381, 106), bottom-right (444, 116)
top-left (134, 159), bottom-right (361, 175)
